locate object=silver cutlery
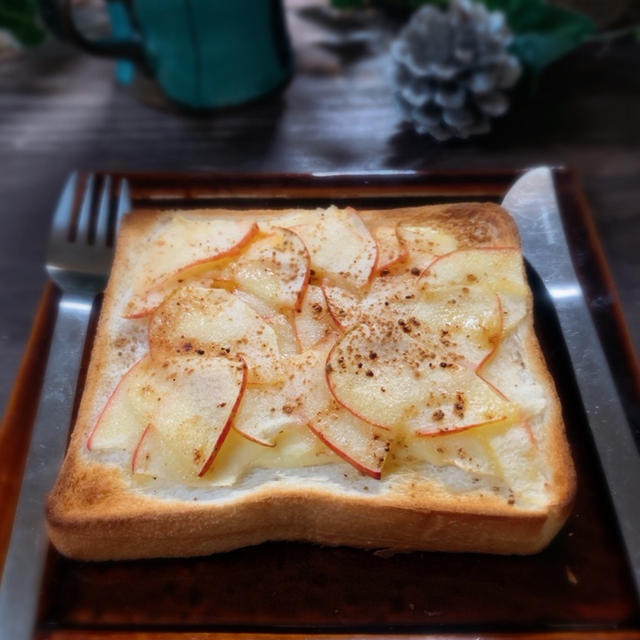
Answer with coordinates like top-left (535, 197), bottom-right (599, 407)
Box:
top-left (503, 167), bottom-right (640, 596)
top-left (0, 173), bottom-right (131, 640)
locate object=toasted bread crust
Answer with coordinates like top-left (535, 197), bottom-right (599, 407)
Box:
top-left (46, 203), bottom-right (576, 560)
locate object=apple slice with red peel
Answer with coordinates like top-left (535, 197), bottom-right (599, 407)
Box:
top-left (396, 223), bottom-right (458, 272)
top-left (420, 247), bottom-right (523, 291)
top-left (406, 366), bottom-right (519, 437)
top-left (207, 226), bottom-right (310, 312)
top-left (87, 357), bottom-right (149, 453)
top-left (285, 346), bottom-right (392, 478)
top-left (325, 276), bottom-right (503, 369)
top-left (326, 323), bottom-right (428, 430)
top-left (131, 424), bottom-right (153, 473)
top-left (322, 279), bottom-right (395, 332)
top-left (232, 383), bottom-right (302, 447)
top-left (321, 282), bottom-right (360, 331)
top-left (131, 355), bottom-right (246, 478)
top-left (476, 334), bottom-right (548, 419)
top-left (412, 286), bottom-right (503, 369)
top-left (307, 403), bottom-right (391, 479)
top-left (287, 206), bottom-right (377, 289)
top-left (366, 270), bottom-right (419, 304)
top-left (294, 284), bottom-right (339, 351)
top-left (123, 217), bottom-right (258, 318)
top-left (91, 353), bottom-right (246, 478)
top-left (326, 319), bottom-right (516, 435)
top-left (374, 225), bottom-right (407, 272)
top-left (420, 248), bottom-right (527, 335)
top-left (149, 285), bottom-right (286, 384)
top-left (282, 346), bottom-right (333, 419)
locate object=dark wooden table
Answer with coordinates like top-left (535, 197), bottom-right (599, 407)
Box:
top-left (1, 2), bottom-right (639, 463)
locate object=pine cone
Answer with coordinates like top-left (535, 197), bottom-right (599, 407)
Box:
top-left (390, 0), bottom-right (521, 141)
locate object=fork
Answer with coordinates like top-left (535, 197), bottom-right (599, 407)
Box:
top-left (0, 173), bottom-right (131, 640)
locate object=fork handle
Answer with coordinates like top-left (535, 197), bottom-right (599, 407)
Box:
top-left (0, 292), bottom-right (93, 640)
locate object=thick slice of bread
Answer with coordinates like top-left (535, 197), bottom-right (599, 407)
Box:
top-left (46, 203), bottom-right (576, 560)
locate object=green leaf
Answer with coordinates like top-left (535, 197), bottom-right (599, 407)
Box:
top-left (0, 0), bottom-right (45, 47)
top-left (483, 0), bottom-right (595, 71)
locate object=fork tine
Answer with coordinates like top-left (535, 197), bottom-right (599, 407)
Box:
top-left (94, 175), bottom-right (111, 247)
top-left (75, 173), bottom-right (95, 244)
top-left (114, 179), bottom-right (131, 238)
top-left (49, 172), bottom-right (78, 244)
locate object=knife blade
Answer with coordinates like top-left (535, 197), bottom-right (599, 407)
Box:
top-left (503, 167), bottom-right (640, 597)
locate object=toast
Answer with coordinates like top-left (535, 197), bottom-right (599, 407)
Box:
top-left (46, 203), bottom-right (576, 560)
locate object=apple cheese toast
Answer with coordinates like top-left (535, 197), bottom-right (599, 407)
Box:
top-left (46, 203), bottom-right (576, 559)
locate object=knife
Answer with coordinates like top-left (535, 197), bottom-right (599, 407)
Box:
top-left (503, 167), bottom-right (640, 597)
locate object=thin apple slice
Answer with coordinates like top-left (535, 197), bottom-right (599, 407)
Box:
top-left (307, 404), bottom-right (391, 479)
top-left (396, 223), bottom-right (458, 272)
top-left (374, 225), bottom-right (407, 272)
top-left (294, 284), bottom-right (339, 351)
top-left (412, 286), bottom-right (503, 369)
top-left (326, 320), bottom-right (517, 435)
top-left (123, 217), bottom-right (258, 318)
top-left (90, 353), bottom-right (246, 478)
top-left (232, 289), bottom-right (298, 356)
top-left (287, 206), bottom-right (377, 289)
top-left (131, 355), bottom-right (246, 478)
top-left (322, 274), bottom-right (419, 332)
top-left (233, 384), bottom-right (302, 447)
top-left (232, 289), bottom-right (276, 317)
top-left (326, 323), bottom-right (428, 429)
top-left (321, 282), bottom-right (360, 331)
top-left (149, 285), bottom-right (286, 384)
top-left (86, 357), bottom-right (149, 452)
top-left (406, 366), bottom-right (519, 437)
top-left (321, 279), bottom-right (395, 332)
top-left (498, 291), bottom-right (528, 335)
top-left (206, 226), bottom-right (310, 311)
top-left (131, 423), bottom-right (154, 472)
top-left (267, 312), bottom-right (299, 357)
top-left (420, 248), bottom-right (528, 336)
top-left (325, 275), bottom-right (503, 369)
top-left (420, 247), bottom-right (522, 291)
top-left (476, 332), bottom-right (548, 418)
top-left (484, 424), bottom-right (547, 501)
top-left (285, 346), bottom-right (392, 478)
top-left (405, 427), bottom-right (499, 477)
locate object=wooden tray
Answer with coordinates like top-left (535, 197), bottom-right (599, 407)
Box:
top-left (1, 169), bottom-right (639, 640)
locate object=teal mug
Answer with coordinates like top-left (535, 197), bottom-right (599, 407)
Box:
top-left (38, 0), bottom-right (293, 110)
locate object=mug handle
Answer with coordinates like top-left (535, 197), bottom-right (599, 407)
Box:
top-left (37, 0), bottom-right (150, 71)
